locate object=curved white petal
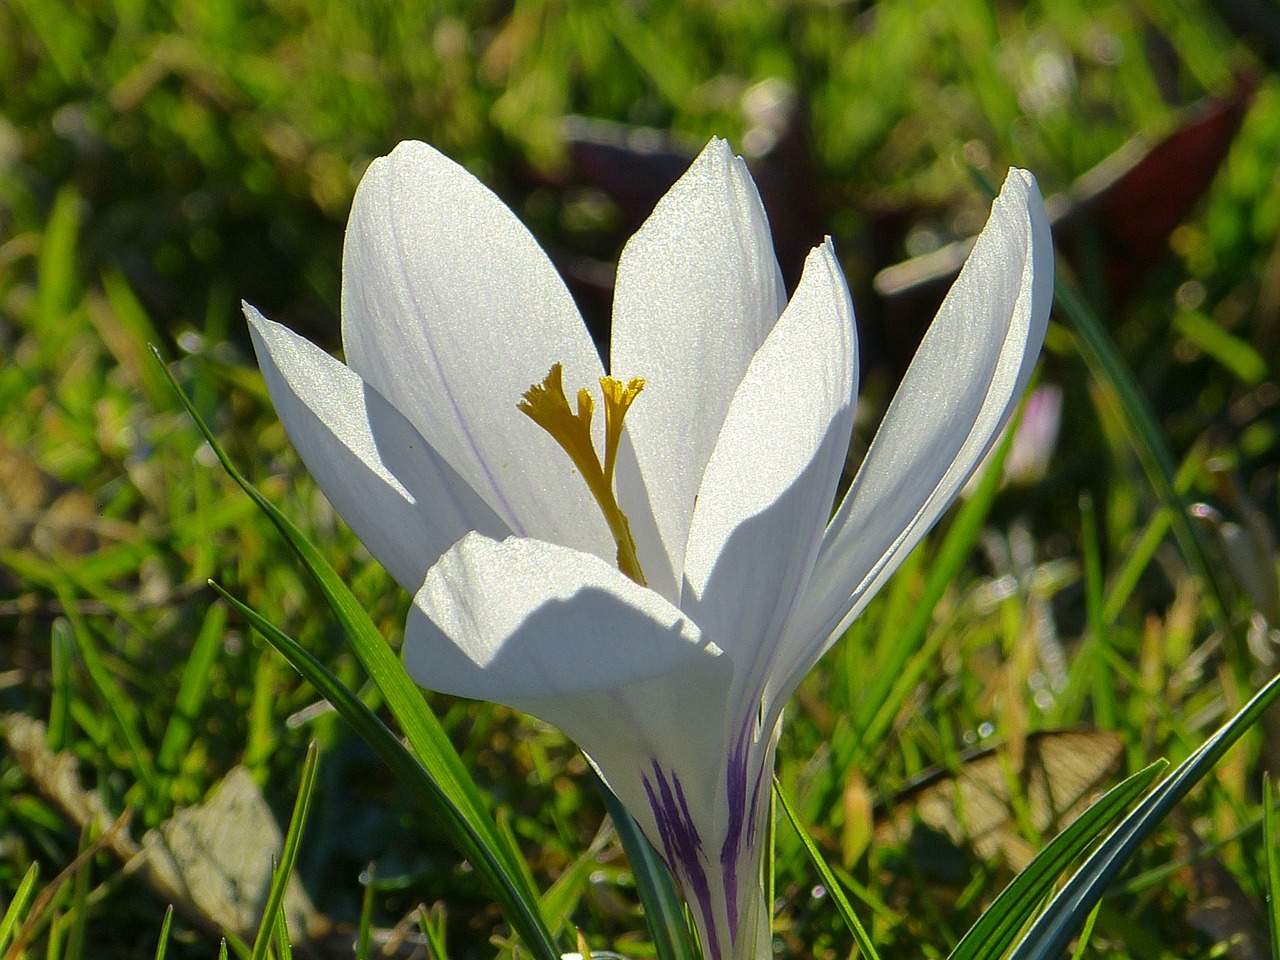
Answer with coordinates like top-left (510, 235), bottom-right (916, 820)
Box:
top-left (683, 242), bottom-right (856, 693)
top-left (780, 168), bottom-right (1053, 699)
top-left (340, 141), bottom-right (611, 560)
top-left (403, 532), bottom-right (722, 702)
top-left (246, 304), bottom-right (510, 593)
top-left (610, 138), bottom-right (786, 600)
top-left (404, 530), bottom-right (750, 959)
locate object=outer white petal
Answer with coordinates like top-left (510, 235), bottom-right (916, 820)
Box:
top-left (518, 664), bottom-right (740, 956)
top-left (683, 241), bottom-right (856, 693)
top-left (780, 169), bottom-right (1053, 698)
top-left (340, 141), bottom-right (611, 560)
top-left (404, 532), bottom-right (721, 701)
top-left (610, 138), bottom-right (787, 601)
top-left (404, 531), bottom-right (746, 959)
top-left (246, 304), bottom-right (510, 593)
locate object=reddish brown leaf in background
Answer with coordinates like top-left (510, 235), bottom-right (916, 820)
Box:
top-left (1059, 71), bottom-right (1258, 294)
top-left (546, 75), bottom-right (1254, 374)
top-left (875, 73), bottom-right (1256, 366)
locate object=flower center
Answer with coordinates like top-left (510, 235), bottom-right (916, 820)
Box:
top-left (519, 363), bottom-right (648, 586)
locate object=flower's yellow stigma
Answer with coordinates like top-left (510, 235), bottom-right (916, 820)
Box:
top-left (519, 363), bottom-right (648, 586)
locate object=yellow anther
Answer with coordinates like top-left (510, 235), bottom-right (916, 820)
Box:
top-left (519, 364), bottom-right (648, 586)
top-left (600, 374), bottom-right (646, 483)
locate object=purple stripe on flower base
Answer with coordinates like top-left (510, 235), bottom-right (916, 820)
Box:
top-left (643, 761), bottom-right (722, 960)
top-left (719, 726), bottom-right (752, 938)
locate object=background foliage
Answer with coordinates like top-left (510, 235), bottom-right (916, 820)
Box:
top-left (1, 0), bottom-right (1279, 957)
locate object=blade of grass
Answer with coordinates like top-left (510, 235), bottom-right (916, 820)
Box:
top-left (272, 907), bottom-right (293, 960)
top-left (66, 825), bottom-right (91, 960)
top-left (1008, 669), bottom-right (1280, 960)
top-left (1053, 274), bottom-right (1230, 634)
top-left (47, 620), bottom-right (72, 752)
top-left (357, 863), bottom-right (376, 960)
top-left (153, 906), bottom-right (174, 960)
top-left (1078, 493), bottom-right (1116, 729)
top-left (775, 780), bottom-right (881, 960)
top-left (417, 904), bottom-right (450, 960)
top-left (210, 582), bottom-right (559, 960)
top-left (0, 864), bottom-right (39, 951)
top-left (250, 741), bottom-right (318, 960)
top-left (35, 187), bottom-right (80, 346)
top-left (1065, 902), bottom-right (1101, 960)
top-left (56, 609), bottom-right (157, 795)
top-left (595, 773), bottom-right (699, 960)
top-left (946, 760), bottom-right (1166, 960)
top-left (855, 390), bottom-right (1021, 748)
top-left (159, 345), bottom-right (533, 834)
top-left (158, 348), bottom-right (560, 960)
top-left (156, 603), bottom-right (227, 779)
top-left (1265, 776), bottom-right (1280, 960)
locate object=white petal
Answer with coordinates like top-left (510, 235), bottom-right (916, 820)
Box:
top-left (340, 141), bottom-right (611, 559)
top-left (246, 304), bottom-right (510, 593)
top-left (404, 532), bottom-right (739, 950)
top-left (682, 242), bottom-right (856, 691)
top-left (610, 138), bottom-right (786, 600)
top-left (781, 169), bottom-right (1053, 697)
top-left (517, 660), bottom-right (736, 889)
top-left (403, 532), bottom-right (722, 702)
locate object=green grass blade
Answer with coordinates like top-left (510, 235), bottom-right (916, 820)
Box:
top-left (251, 741), bottom-right (319, 960)
top-left (1065, 902), bottom-right (1101, 960)
top-left (946, 760), bottom-right (1166, 960)
top-left (153, 905), bottom-right (174, 960)
top-left (156, 603), bottom-right (227, 786)
top-left (273, 907), bottom-right (294, 960)
top-left (47, 619), bottom-right (72, 751)
top-left (158, 348), bottom-right (560, 960)
top-left (210, 583), bottom-right (559, 960)
top-left (855, 393), bottom-right (1020, 747)
top-left (59, 611), bottom-right (158, 795)
top-left (0, 863), bottom-right (39, 950)
top-left (35, 187), bottom-right (80, 343)
top-left (1265, 776), bottom-right (1280, 960)
top-left (1008, 670), bottom-right (1280, 960)
top-left (775, 779), bottom-right (882, 960)
top-left (1054, 274), bottom-right (1230, 633)
top-left (417, 905), bottom-right (450, 960)
top-left (357, 863), bottom-right (376, 960)
top-left (595, 774), bottom-right (699, 960)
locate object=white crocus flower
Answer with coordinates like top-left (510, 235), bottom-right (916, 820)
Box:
top-left (246, 138), bottom-right (1052, 960)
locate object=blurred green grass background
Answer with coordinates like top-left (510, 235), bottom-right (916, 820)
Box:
top-left (3, 0), bottom-right (1280, 957)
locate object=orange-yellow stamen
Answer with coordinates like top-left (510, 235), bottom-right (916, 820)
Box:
top-left (519, 363), bottom-right (647, 586)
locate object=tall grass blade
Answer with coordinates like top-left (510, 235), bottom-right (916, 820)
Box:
top-left (156, 603), bottom-right (227, 783)
top-left (946, 760), bottom-right (1165, 960)
top-left (1053, 275), bottom-right (1230, 633)
top-left (153, 906), bottom-right (174, 960)
top-left (273, 908), bottom-right (293, 960)
top-left (250, 741), bottom-right (318, 960)
top-left (595, 774), bottom-right (699, 960)
top-left (1008, 670), bottom-right (1280, 960)
top-left (158, 348), bottom-right (560, 960)
top-left (210, 583), bottom-right (559, 960)
top-left (0, 863), bottom-right (39, 950)
top-left (47, 620), bottom-right (72, 752)
top-left (1264, 776), bottom-right (1280, 960)
top-left (417, 904), bottom-right (450, 960)
top-left (775, 780), bottom-right (881, 960)
top-left (855, 393), bottom-right (1019, 747)
top-left (357, 862), bottom-right (376, 960)
top-left (58, 609), bottom-right (157, 795)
